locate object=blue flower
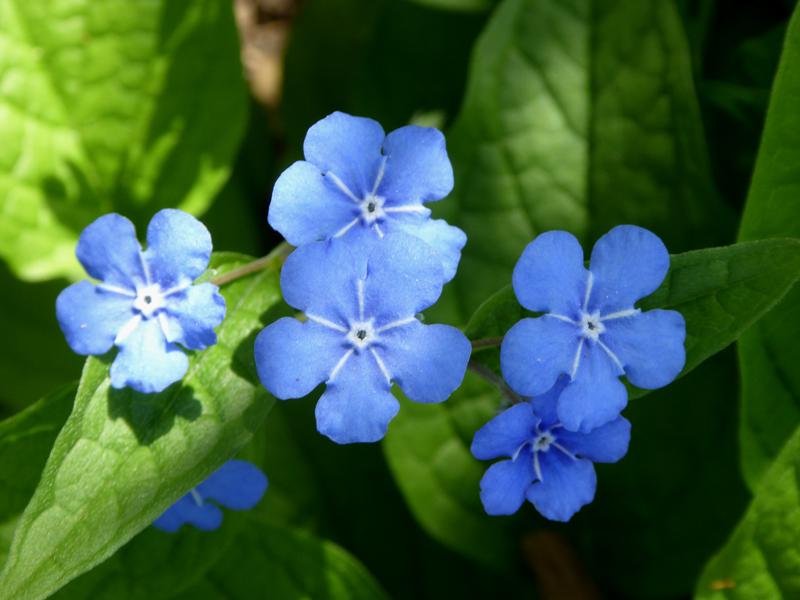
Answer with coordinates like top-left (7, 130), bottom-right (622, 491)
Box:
top-left (471, 378), bottom-right (630, 522)
top-left (500, 225), bottom-right (685, 433)
top-left (153, 460), bottom-right (268, 532)
top-left (56, 210), bottom-right (226, 394)
top-left (268, 111), bottom-right (466, 281)
top-left (254, 234), bottom-right (471, 444)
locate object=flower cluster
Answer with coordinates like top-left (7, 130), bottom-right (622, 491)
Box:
top-left (153, 460), bottom-right (268, 532)
top-left (54, 109), bottom-right (688, 529)
top-left (256, 112), bottom-right (471, 444)
top-left (56, 210), bottom-right (226, 394)
top-left (472, 225), bottom-right (685, 521)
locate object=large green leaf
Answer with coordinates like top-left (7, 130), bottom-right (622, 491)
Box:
top-left (736, 4), bottom-right (800, 489)
top-left (281, 0), bottom-right (487, 152)
top-left (695, 421), bottom-right (800, 599)
top-left (575, 349), bottom-right (748, 597)
top-left (52, 514), bottom-right (244, 599)
top-left (383, 373), bottom-right (519, 570)
top-left (0, 0), bottom-right (247, 281)
top-left (441, 0), bottom-right (732, 317)
top-left (0, 263), bottom-right (82, 412)
top-left (256, 397), bottom-right (537, 599)
top-left (0, 385), bottom-right (74, 568)
top-left (403, 0), bottom-right (496, 13)
top-left (177, 517), bottom-right (390, 600)
top-left (0, 252), bottom-right (284, 600)
top-left (466, 239), bottom-right (800, 397)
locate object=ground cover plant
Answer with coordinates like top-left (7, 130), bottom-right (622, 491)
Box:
top-left (1, 0), bottom-right (799, 598)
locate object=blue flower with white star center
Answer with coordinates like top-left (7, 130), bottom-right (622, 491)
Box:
top-left (153, 460), bottom-right (268, 532)
top-left (268, 111), bottom-right (466, 282)
top-left (471, 378), bottom-right (631, 522)
top-left (500, 225), bottom-right (686, 433)
top-left (56, 210), bottom-right (226, 394)
top-left (254, 234), bottom-right (471, 444)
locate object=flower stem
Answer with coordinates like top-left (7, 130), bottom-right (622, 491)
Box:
top-left (467, 360), bottom-right (524, 405)
top-left (470, 336), bottom-right (504, 350)
top-left (211, 242), bottom-right (293, 286)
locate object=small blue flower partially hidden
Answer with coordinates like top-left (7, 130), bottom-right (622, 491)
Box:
top-left (471, 378), bottom-right (630, 522)
top-left (501, 225), bottom-right (686, 433)
top-left (255, 234), bottom-right (471, 444)
top-left (153, 460), bottom-right (268, 532)
top-left (56, 210), bottom-right (226, 394)
top-left (268, 111), bottom-right (466, 281)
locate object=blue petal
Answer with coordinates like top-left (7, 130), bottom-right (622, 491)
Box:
top-left (269, 161), bottom-right (362, 245)
top-left (144, 209), bottom-right (213, 289)
top-left (280, 240), bottom-right (364, 326)
top-left (378, 125), bottom-right (454, 205)
top-left (603, 309), bottom-right (686, 389)
top-left (558, 416), bottom-right (631, 463)
top-left (364, 233), bottom-right (445, 324)
top-left (530, 376), bottom-right (570, 428)
top-left (110, 318), bottom-right (189, 393)
top-left (512, 231), bottom-right (587, 316)
top-left (589, 225), bottom-right (670, 313)
top-left (76, 213), bottom-right (145, 289)
top-left (56, 281), bottom-right (135, 355)
top-left (387, 216), bottom-right (466, 282)
top-left (303, 112), bottom-right (385, 198)
top-left (556, 344), bottom-right (627, 433)
top-left (479, 448), bottom-right (536, 516)
top-left (379, 321), bottom-right (470, 404)
top-left (315, 352), bottom-right (399, 444)
top-left (153, 495), bottom-right (223, 532)
top-left (163, 283), bottom-right (226, 350)
top-left (500, 317), bottom-right (578, 397)
top-left (198, 460), bottom-right (268, 510)
top-left (527, 451), bottom-right (596, 522)
top-left (471, 402), bottom-right (538, 460)
top-left (254, 317), bottom-right (345, 399)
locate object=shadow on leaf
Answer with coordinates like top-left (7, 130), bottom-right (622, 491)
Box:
top-left (107, 382), bottom-right (202, 445)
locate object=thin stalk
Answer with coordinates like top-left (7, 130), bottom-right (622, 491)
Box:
top-left (467, 360), bottom-right (524, 404)
top-left (211, 242), bottom-right (293, 286)
top-left (470, 336), bottom-right (504, 350)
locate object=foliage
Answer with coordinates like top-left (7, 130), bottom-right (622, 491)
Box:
top-left (0, 0), bottom-right (798, 598)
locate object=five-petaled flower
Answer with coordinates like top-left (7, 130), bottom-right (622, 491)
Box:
top-left (153, 460), bottom-right (268, 532)
top-left (500, 225), bottom-right (685, 433)
top-left (254, 234), bottom-right (471, 444)
top-left (268, 111), bottom-right (466, 282)
top-left (56, 210), bottom-right (226, 394)
top-left (471, 377), bottom-right (631, 522)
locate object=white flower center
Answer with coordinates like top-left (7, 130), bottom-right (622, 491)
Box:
top-left (133, 284), bottom-right (165, 319)
top-left (579, 311), bottom-right (605, 342)
top-left (346, 320), bottom-right (376, 350)
top-left (533, 431), bottom-right (556, 452)
top-left (359, 194), bottom-right (386, 224)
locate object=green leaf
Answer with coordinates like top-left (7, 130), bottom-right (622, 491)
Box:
top-left (0, 251), bottom-right (285, 600)
top-left (736, 4), bottom-right (800, 489)
top-left (575, 349), bottom-right (748, 597)
top-left (403, 0), bottom-right (496, 13)
top-left (441, 0), bottom-right (732, 318)
top-left (695, 421), bottom-right (800, 599)
top-left (382, 373), bottom-right (518, 570)
top-left (52, 515), bottom-right (243, 600)
top-left (0, 385), bottom-right (75, 568)
top-left (0, 0), bottom-right (247, 281)
top-left (253, 398), bottom-right (537, 599)
top-left (0, 263), bottom-right (82, 412)
top-left (466, 239), bottom-right (800, 396)
top-left (177, 517), bottom-right (391, 600)
top-left (281, 0), bottom-right (487, 150)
